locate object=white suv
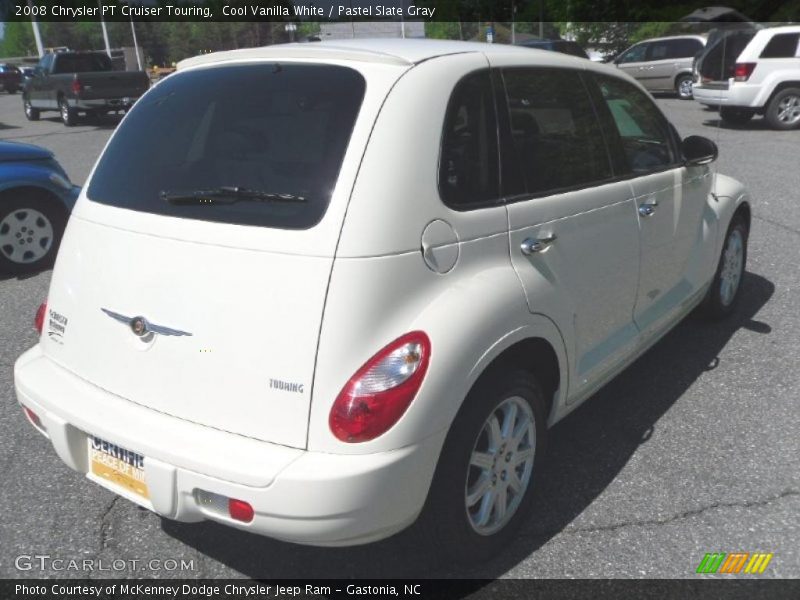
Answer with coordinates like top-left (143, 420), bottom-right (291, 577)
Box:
top-left (14, 40), bottom-right (752, 562)
top-left (693, 26), bottom-right (800, 129)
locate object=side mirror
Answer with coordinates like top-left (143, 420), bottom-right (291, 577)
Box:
top-left (682, 135), bottom-right (718, 166)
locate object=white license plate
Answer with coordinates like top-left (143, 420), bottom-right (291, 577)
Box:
top-left (88, 436), bottom-right (149, 500)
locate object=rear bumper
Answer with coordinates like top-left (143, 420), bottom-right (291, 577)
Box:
top-left (14, 346), bottom-right (443, 546)
top-left (68, 97), bottom-right (139, 111)
top-left (692, 82), bottom-right (762, 108)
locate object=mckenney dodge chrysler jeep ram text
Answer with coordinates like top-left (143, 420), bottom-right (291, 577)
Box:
top-left (14, 40), bottom-right (751, 561)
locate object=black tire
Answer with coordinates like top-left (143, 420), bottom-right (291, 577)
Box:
top-left (675, 74), bottom-right (693, 100)
top-left (719, 107), bottom-right (754, 126)
top-left (420, 368), bottom-right (548, 564)
top-left (765, 87), bottom-right (800, 131)
top-left (7, 86), bottom-right (18, 95)
top-left (59, 97), bottom-right (77, 127)
top-left (703, 215), bottom-right (748, 319)
top-left (23, 96), bottom-right (40, 121)
top-left (0, 189), bottom-right (67, 275)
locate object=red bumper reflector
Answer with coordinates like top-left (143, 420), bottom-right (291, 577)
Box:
top-left (23, 406), bottom-right (43, 429)
top-left (228, 498), bottom-right (254, 523)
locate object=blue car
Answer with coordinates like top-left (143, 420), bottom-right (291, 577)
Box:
top-left (0, 141), bottom-right (80, 274)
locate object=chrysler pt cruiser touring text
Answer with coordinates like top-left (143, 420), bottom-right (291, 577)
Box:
top-left (15, 40), bottom-right (752, 562)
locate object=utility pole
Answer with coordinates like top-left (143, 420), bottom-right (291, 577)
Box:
top-left (27, 0), bottom-right (44, 57)
top-left (98, 1), bottom-right (112, 57)
top-left (130, 18), bottom-right (143, 69)
top-left (539, 0), bottom-right (544, 38)
top-left (511, 2), bottom-right (516, 44)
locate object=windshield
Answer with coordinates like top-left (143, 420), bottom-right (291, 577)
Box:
top-left (87, 63), bottom-right (366, 229)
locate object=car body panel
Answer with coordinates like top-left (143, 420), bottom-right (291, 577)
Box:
top-left (13, 39), bottom-right (751, 546)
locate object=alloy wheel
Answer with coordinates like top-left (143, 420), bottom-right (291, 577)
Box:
top-left (465, 396), bottom-right (536, 536)
top-left (0, 208), bottom-right (54, 265)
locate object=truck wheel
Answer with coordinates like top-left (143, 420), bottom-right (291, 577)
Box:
top-left (765, 87), bottom-right (800, 130)
top-left (675, 74), bottom-right (693, 100)
top-left (59, 98), bottom-right (77, 127)
top-left (421, 368), bottom-right (547, 564)
top-left (7, 86), bottom-right (18, 95)
top-left (719, 107), bottom-right (754, 126)
top-left (23, 97), bottom-right (40, 121)
top-left (0, 189), bottom-right (67, 275)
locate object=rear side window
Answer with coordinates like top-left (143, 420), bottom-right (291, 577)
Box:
top-left (88, 63), bottom-right (366, 229)
top-left (760, 33), bottom-right (800, 58)
top-left (438, 70), bottom-right (500, 208)
top-left (593, 74), bottom-right (677, 174)
top-left (500, 68), bottom-right (612, 196)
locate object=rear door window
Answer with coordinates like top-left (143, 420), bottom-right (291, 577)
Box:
top-left (87, 63), bottom-right (366, 229)
top-left (500, 68), bottom-right (613, 196)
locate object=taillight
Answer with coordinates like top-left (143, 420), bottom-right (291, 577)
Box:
top-left (329, 331), bottom-right (431, 443)
top-left (71, 78), bottom-right (82, 94)
top-left (733, 63), bottom-right (756, 82)
top-left (34, 302), bottom-right (47, 334)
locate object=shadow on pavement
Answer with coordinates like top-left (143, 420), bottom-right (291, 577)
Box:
top-left (163, 272), bottom-right (775, 579)
top-left (702, 117), bottom-right (769, 131)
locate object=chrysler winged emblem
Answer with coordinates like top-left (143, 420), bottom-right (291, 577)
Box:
top-left (101, 308), bottom-right (193, 338)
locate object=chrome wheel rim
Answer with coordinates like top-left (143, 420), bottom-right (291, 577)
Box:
top-left (465, 396), bottom-right (535, 536)
top-left (719, 228), bottom-right (744, 307)
top-left (0, 208), bottom-right (54, 264)
top-left (679, 78), bottom-right (693, 98)
top-left (60, 101), bottom-right (69, 122)
top-left (777, 94), bottom-right (800, 125)
top-left (24, 99), bottom-right (32, 116)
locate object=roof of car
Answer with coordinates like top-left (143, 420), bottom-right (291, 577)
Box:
top-left (636, 34), bottom-right (708, 43)
top-left (178, 38), bottom-right (585, 70)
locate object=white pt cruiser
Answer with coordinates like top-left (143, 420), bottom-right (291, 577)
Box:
top-left (14, 40), bottom-right (751, 562)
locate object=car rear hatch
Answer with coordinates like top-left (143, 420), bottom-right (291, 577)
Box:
top-left (697, 29), bottom-right (756, 83)
top-left (41, 59), bottom-right (404, 449)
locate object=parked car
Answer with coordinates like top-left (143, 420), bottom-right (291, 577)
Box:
top-left (516, 38), bottom-right (589, 59)
top-left (693, 25), bottom-right (800, 130)
top-left (14, 39), bottom-right (751, 562)
top-left (0, 142), bottom-right (80, 274)
top-left (22, 51), bottom-right (150, 126)
top-left (614, 35), bottom-right (707, 99)
top-left (0, 63), bottom-right (22, 94)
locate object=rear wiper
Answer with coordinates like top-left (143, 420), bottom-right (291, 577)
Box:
top-left (161, 186), bottom-right (307, 205)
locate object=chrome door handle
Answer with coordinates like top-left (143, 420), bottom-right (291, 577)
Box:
top-left (521, 235), bottom-right (557, 255)
top-left (638, 202), bottom-right (659, 217)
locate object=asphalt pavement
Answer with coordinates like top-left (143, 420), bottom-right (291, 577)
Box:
top-left (0, 91), bottom-right (798, 579)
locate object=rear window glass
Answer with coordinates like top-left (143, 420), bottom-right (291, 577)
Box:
top-left (54, 54), bottom-right (112, 73)
top-left (87, 63), bottom-right (366, 229)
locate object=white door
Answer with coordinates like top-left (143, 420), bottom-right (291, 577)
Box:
top-left (592, 73), bottom-right (712, 334)
top-left (497, 67), bottom-right (642, 393)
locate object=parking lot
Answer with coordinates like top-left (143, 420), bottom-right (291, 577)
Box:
top-left (1, 90), bottom-right (798, 579)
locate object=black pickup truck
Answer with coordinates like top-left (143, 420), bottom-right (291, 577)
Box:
top-left (22, 52), bottom-right (150, 126)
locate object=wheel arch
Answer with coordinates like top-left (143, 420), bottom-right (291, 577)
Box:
top-left (762, 81), bottom-right (800, 113)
